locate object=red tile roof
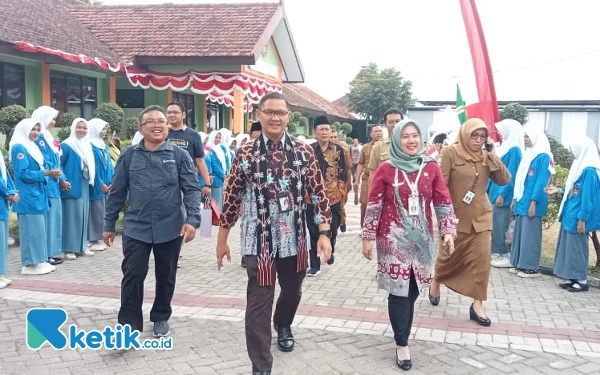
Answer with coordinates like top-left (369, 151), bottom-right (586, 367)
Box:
top-left (0, 0), bottom-right (119, 62)
top-left (283, 84), bottom-right (355, 120)
top-left (69, 3), bottom-right (280, 62)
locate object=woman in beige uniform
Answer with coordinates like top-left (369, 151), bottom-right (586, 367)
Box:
top-left (428, 118), bottom-right (511, 326)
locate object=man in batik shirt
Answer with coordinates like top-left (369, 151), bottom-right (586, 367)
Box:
top-left (216, 92), bottom-right (332, 375)
top-left (305, 116), bottom-right (349, 277)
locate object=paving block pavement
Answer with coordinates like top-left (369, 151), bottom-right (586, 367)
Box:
top-left (2, 299), bottom-right (600, 375)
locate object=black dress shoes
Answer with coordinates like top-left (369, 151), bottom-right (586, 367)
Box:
top-left (396, 350), bottom-right (412, 371)
top-left (274, 325), bottom-right (294, 352)
top-left (428, 289), bottom-right (440, 306)
top-left (469, 304), bottom-right (491, 327)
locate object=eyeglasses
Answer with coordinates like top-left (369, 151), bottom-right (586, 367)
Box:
top-left (142, 119), bottom-right (167, 126)
top-left (260, 110), bottom-right (289, 118)
top-left (470, 133), bottom-right (488, 140)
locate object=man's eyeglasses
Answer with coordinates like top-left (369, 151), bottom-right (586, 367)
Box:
top-left (260, 110), bottom-right (289, 118)
top-left (142, 119), bottom-right (167, 126)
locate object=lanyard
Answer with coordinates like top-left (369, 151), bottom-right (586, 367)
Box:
top-left (394, 162), bottom-right (425, 197)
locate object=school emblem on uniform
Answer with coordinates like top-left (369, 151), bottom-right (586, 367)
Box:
top-left (528, 168), bottom-right (534, 176)
top-left (38, 140), bottom-right (45, 147)
top-left (16, 153), bottom-right (25, 160)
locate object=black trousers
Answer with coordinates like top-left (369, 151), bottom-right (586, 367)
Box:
top-left (118, 235), bottom-right (183, 332)
top-left (306, 202), bottom-right (341, 270)
top-left (388, 269), bottom-right (419, 347)
top-left (245, 255), bottom-right (305, 372)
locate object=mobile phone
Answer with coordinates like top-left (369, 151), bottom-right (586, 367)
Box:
top-left (484, 143), bottom-right (493, 152)
top-left (443, 243), bottom-right (450, 254)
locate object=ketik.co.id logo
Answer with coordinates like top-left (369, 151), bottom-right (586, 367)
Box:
top-left (26, 308), bottom-right (172, 350)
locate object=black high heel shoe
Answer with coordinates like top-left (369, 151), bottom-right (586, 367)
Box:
top-left (469, 304), bottom-right (491, 327)
top-left (396, 350), bottom-right (412, 371)
top-left (428, 288), bottom-right (440, 306)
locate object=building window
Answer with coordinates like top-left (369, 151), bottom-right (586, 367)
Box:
top-left (207, 101), bottom-right (225, 131)
top-left (116, 89), bottom-right (145, 109)
top-left (51, 73), bottom-right (97, 118)
top-left (172, 92), bottom-right (195, 128)
top-left (0, 62), bottom-right (26, 108)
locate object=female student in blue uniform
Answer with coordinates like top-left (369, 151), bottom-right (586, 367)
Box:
top-left (87, 118), bottom-right (114, 251)
top-left (198, 132), bottom-right (213, 187)
top-left (10, 119), bottom-right (60, 275)
top-left (489, 119), bottom-right (524, 268)
top-left (510, 125), bottom-right (553, 278)
top-left (0, 147), bottom-right (18, 288)
top-left (207, 131), bottom-right (228, 211)
top-left (32, 106), bottom-right (65, 266)
top-left (61, 118), bottom-right (96, 260)
top-left (547, 136), bottom-right (600, 292)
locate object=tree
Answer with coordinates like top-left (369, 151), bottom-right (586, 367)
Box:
top-left (94, 103), bottom-right (125, 135)
top-left (346, 63), bottom-right (413, 123)
top-left (500, 103), bottom-right (529, 125)
top-left (287, 112), bottom-right (308, 135)
top-left (331, 122), bottom-right (353, 144)
top-left (0, 105), bottom-right (29, 149)
top-left (547, 133), bottom-right (573, 169)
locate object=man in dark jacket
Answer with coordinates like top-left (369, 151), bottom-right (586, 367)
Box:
top-left (104, 105), bottom-right (202, 337)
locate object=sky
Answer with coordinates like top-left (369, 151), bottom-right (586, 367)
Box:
top-left (98, 0), bottom-right (600, 104)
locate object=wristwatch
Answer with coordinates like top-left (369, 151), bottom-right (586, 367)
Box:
top-left (319, 230), bottom-right (332, 238)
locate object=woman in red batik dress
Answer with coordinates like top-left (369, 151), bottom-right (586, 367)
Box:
top-left (362, 119), bottom-right (457, 371)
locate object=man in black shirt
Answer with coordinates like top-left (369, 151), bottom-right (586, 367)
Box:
top-left (167, 102), bottom-right (212, 267)
top-left (167, 102), bottom-right (212, 193)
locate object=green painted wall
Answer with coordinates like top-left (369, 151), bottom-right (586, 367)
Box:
top-left (143, 89), bottom-right (169, 107)
top-left (116, 77), bottom-right (133, 89)
top-left (195, 94), bottom-right (205, 130)
top-left (24, 65), bottom-right (42, 108)
top-left (0, 54), bottom-right (39, 67)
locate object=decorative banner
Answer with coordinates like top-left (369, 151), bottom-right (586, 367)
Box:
top-left (459, 0), bottom-right (500, 141)
top-left (126, 69), bottom-right (282, 109)
top-left (14, 41), bottom-right (127, 73)
top-left (13, 41), bottom-right (280, 110)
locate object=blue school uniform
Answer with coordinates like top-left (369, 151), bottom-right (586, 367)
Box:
top-left (210, 148), bottom-right (227, 211)
top-left (89, 144), bottom-right (114, 201)
top-left (35, 134), bottom-right (65, 258)
top-left (0, 167), bottom-right (16, 275)
top-left (60, 142), bottom-right (90, 253)
top-left (198, 150), bottom-right (212, 188)
top-left (513, 153), bottom-right (551, 217)
top-left (488, 146), bottom-right (522, 255)
top-left (11, 145), bottom-right (49, 266)
top-left (511, 153), bottom-right (551, 270)
top-left (488, 147), bottom-right (522, 205)
top-left (554, 167), bottom-right (600, 280)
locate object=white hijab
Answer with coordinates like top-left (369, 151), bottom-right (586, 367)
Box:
top-left (9, 118), bottom-right (45, 169)
top-left (496, 119), bottom-right (525, 158)
top-left (132, 131), bottom-right (143, 145)
top-left (31, 106), bottom-right (60, 154)
top-left (207, 131), bottom-right (226, 171)
top-left (199, 131), bottom-right (209, 148)
top-left (235, 133), bottom-right (250, 148)
top-left (559, 137), bottom-right (600, 216)
top-left (63, 118), bottom-right (95, 186)
top-left (513, 125), bottom-right (554, 201)
top-left (87, 118), bottom-right (107, 150)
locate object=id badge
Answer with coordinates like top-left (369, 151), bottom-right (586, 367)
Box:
top-left (462, 190), bottom-right (475, 204)
top-left (277, 191), bottom-right (293, 213)
top-left (408, 196), bottom-right (420, 216)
